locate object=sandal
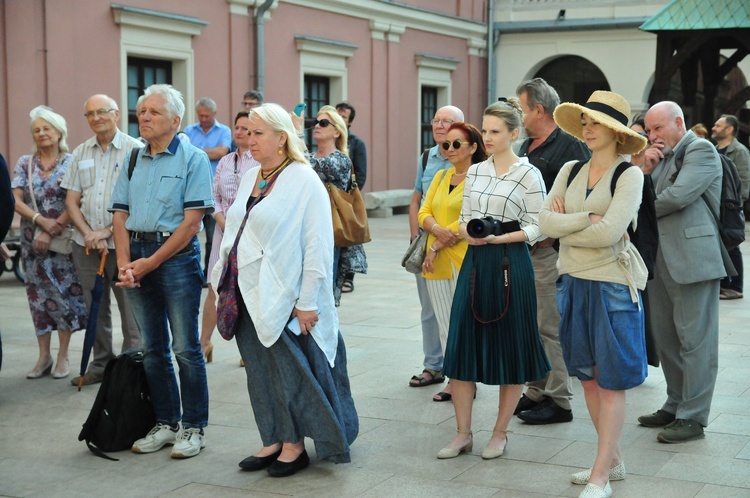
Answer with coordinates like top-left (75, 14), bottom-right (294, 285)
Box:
top-left (409, 368), bottom-right (445, 387)
top-left (341, 279), bottom-right (354, 293)
top-left (433, 391), bottom-right (452, 402)
top-left (720, 288), bottom-right (743, 300)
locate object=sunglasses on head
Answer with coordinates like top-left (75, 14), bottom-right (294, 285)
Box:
top-left (441, 140), bottom-right (470, 151)
top-left (315, 118), bottom-right (331, 128)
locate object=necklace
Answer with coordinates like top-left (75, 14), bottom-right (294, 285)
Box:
top-left (453, 172), bottom-right (467, 176)
top-left (258, 158), bottom-right (291, 189)
top-left (39, 152), bottom-right (61, 174)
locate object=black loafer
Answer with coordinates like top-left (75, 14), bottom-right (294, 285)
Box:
top-left (517, 397), bottom-right (573, 425)
top-left (267, 450), bottom-right (310, 477)
top-left (239, 448), bottom-right (282, 471)
top-left (513, 393), bottom-right (542, 415)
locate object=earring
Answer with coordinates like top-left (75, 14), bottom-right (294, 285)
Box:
top-left (278, 148), bottom-right (283, 155)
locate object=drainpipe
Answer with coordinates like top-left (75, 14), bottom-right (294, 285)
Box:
top-left (255, 0), bottom-right (275, 94)
top-left (486, 0), bottom-right (495, 105)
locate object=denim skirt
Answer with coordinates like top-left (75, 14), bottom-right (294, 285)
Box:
top-left (556, 274), bottom-right (648, 390)
top-left (443, 243), bottom-right (551, 385)
top-left (235, 300), bottom-right (358, 463)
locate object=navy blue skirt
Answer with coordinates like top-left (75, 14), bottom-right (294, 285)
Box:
top-left (235, 301), bottom-right (358, 463)
top-left (443, 243), bottom-right (550, 385)
top-left (556, 275), bottom-right (647, 390)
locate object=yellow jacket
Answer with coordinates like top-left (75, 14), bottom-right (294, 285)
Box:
top-left (418, 167), bottom-right (469, 279)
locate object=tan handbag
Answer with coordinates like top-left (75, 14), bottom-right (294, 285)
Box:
top-left (327, 174), bottom-right (371, 247)
top-left (27, 157), bottom-right (74, 255)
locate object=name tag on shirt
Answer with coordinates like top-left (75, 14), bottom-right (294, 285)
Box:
top-left (79, 159), bottom-right (95, 170)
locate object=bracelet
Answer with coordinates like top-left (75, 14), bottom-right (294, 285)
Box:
top-left (429, 244), bottom-right (439, 253)
top-left (31, 213), bottom-right (41, 224)
top-left (108, 225), bottom-right (114, 233)
top-left (431, 224), bottom-right (439, 235)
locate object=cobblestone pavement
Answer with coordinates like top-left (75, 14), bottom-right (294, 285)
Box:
top-left (1, 215), bottom-right (749, 497)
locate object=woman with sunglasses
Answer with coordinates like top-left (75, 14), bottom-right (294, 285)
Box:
top-left (199, 111), bottom-right (259, 363)
top-left (294, 106), bottom-right (367, 305)
top-left (418, 123), bottom-right (487, 403)
top-left (438, 99), bottom-right (550, 460)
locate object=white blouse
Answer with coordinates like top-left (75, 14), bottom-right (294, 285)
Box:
top-left (460, 156), bottom-right (547, 244)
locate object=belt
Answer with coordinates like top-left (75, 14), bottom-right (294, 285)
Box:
top-left (130, 231), bottom-right (172, 242)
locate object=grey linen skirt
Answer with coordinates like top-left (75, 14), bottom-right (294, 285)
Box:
top-left (235, 301), bottom-right (358, 463)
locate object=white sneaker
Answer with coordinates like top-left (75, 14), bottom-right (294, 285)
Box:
top-left (131, 423), bottom-right (180, 453)
top-left (171, 427), bottom-right (205, 459)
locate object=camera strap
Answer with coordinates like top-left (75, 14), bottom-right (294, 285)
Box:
top-left (470, 253), bottom-right (511, 324)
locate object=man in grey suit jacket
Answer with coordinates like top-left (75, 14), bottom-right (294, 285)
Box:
top-left (637, 101), bottom-right (726, 443)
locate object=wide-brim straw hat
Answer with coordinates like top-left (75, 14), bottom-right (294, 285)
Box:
top-left (553, 91), bottom-right (647, 155)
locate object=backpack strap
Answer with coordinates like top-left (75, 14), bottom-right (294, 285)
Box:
top-left (421, 148), bottom-right (430, 171)
top-left (127, 148), bottom-right (139, 180)
top-left (609, 161), bottom-right (635, 196)
top-left (565, 161), bottom-right (586, 188)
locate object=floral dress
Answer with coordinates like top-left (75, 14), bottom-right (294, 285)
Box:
top-left (11, 154), bottom-right (87, 336)
top-left (308, 150), bottom-right (367, 304)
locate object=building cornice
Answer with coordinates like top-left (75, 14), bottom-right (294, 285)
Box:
top-left (111, 4), bottom-right (209, 36)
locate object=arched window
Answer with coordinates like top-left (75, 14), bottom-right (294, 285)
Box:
top-left (535, 56), bottom-right (610, 104)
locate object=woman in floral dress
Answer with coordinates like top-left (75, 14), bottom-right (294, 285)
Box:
top-left (12, 106), bottom-right (86, 379)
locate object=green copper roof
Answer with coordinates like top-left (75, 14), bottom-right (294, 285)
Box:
top-left (640, 0), bottom-right (750, 31)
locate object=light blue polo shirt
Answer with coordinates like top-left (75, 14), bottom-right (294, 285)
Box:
top-left (183, 120), bottom-right (232, 174)
top-left (413, 145), bottom-right (451, 204)
top-left (109, 135), bottom-right (214, 232)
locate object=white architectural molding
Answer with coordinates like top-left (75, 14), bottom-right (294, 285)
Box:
top-left (112, 5), bottom-right (208, 130)
top-left (295, 36), bottom-right (359, 103)
top-left (283, 0), bottom-right (485, 47)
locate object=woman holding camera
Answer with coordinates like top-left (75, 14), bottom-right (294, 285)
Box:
top-left (418, 122), bottom-right (487, 402)
top-left (438, 100), bottom-right (550, 460)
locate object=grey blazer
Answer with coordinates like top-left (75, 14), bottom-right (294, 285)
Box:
top-left (652, 131), bottom-right (726, 284)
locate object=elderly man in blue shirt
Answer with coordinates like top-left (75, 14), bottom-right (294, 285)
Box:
top-left (110, 84), bottom-right (214, 459)
top-left (184, 97), bottom-right (231, 282)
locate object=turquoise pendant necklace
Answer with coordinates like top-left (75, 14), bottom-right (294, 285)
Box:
top-left (258, 158), bottom-right (291, 189)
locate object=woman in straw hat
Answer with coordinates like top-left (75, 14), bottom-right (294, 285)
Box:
top-left (539, 91), bottom-right (648, 498)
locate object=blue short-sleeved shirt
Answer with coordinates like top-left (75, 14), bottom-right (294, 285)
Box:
top-left (413, 145), bottom-right (451, 205)
top-left (183, 120), bottom-right (232, 174)
top-left (109, 135), bottom-right (214, 232)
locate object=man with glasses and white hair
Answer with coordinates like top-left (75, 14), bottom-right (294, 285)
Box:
top-left (184, 97), bottom-right (231, 282)
top-left (62, 94), bottom-right (143, 387)
top-left (408, 105), bottom-right (464, 394)
top-left (110, 84), bottom-right (214, 459)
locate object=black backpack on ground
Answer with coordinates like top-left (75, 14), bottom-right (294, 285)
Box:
top-left (674, 146), bottom-right (746, 251)
top-left (78, 349), bottom-right (156, 461)
top-left (567, 161), bottom-right (658, 279)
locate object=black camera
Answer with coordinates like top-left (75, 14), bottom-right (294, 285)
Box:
top-left (466, 216), bottom-right (504, 238)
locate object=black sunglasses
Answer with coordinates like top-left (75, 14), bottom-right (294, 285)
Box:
top-left (314, 118), bottom-right (331, 128)
top-left (441, 140), bottom-right (470, 151)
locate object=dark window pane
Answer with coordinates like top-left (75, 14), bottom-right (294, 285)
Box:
top-left (303, 75), bottom-right (330, 152)
top-left (126, 57), bottom-right (172, 138)
top-left (421, 87), bottom-right (438, 150)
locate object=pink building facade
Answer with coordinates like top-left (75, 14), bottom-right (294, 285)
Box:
top-left (0, 0), bottom-right (489, 192)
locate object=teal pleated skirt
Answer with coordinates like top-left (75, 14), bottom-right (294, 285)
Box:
top-left (443, 243), bottom-right (551, 385)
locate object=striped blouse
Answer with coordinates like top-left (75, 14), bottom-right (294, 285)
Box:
top-left (212, 149), bottom-right (259, 217)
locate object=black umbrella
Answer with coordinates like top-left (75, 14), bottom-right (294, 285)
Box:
top-left (78, 251), bottom-right (107, 391)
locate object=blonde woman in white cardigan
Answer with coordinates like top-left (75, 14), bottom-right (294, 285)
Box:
top-left (539, 91), bottom-right (648, 498)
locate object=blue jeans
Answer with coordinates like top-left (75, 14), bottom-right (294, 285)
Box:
top-left (126, 237), bottom-right (208, 429)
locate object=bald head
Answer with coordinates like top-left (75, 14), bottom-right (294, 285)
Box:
top-left (645, 101), bottom-right (686, 150)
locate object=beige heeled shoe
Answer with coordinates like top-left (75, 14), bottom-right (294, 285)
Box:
top-left (27, 357), bottom-right (53, 379)
top-left (481, 427), bottom-right (510, 459)
top-left (437, 429), bottom-right (473, 459)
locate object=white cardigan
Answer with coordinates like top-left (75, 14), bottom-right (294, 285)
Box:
top-left (211, 161), bottom-right (339, 366)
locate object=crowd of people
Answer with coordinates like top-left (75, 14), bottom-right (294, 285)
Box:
top-left (1, 75), bottom-right (748, 495)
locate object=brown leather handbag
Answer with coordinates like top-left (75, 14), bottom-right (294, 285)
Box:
top-left (327, 174), bottom-right (371, 247)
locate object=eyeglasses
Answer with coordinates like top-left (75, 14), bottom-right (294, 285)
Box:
top-left (431, 118), bottom-right (454, 127)
top-left (637, 132), bottom-right (647, 138)
top-left (441, 140), bottom-right (470, 151)
top-left (314, 118), bottom-right (331, 128)
top-left (84, 108), bottom-right (115, 119)
top-left (242, 100), bottom-right (259, 108)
